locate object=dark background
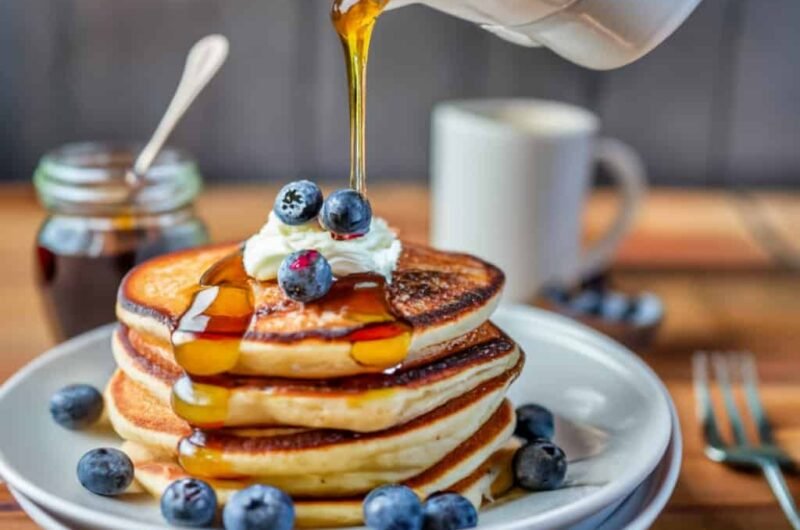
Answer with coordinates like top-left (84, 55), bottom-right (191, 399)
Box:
top-left (1, 0), bottom-right (799, 187)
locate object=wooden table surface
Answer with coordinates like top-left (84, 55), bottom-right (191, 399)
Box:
top-left (1, 183), bottom-right (800, 529)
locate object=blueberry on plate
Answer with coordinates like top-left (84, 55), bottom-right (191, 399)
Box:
top-left (222, 484), bottom-right (294, 530)
top-left (278, 249), bottom-right (333, 302)
top-left (77, 448), bottom-right (134, 496)
top-left (363, 484), bottom-right (423, 530)
top-left (422, 493), bottom-right (477, 530)
top-left (160, 478), bottom-right (217, 527)
top-left (320, 189), bottom-right (372, 237)
top-left (273, 180), bottom-right (324, 225)
top-left (49, 383), bottom-right (104, 429)
top-left (514, 403), bottom-right (555, 441)
top-left (513, 439), bottom-right (567, 491)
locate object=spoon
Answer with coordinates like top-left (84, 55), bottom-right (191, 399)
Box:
top-left (125, 34), bottom-right (230, 189)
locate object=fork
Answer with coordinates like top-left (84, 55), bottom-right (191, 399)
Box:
top-left (693, 351), bottom-right (800, 529)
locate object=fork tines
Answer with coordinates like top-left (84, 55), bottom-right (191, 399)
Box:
top-left (692, 351), bottom-right (775, 454)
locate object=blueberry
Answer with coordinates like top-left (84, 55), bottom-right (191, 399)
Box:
top-left (626, 293), bottom-right (663, 326)
top-left (569, 289), bottom-right (603, 316)
top-left (513, 440), bottom-right (567, 491)
top-left (363, 485), bottom-right (423, 530)
top-left (320, 189), bottom-right (372, 237)
top-left (222, 484), bottom-right (294, 530)
top-left (422, 493), bottom-right (477, 530)
top-left (599, 291), bottom-right (629, 322)
top-left (160, 478), bottom-right (217, 527)
top-left (515, 403), bottom-right (555, 441)
top-left (273, 180), bottom-right (324, 225)
top-left (278, 249), bottom-right (333, 302)
top-left (541, 285), bottom-right (570, 305)
top-left (580, 273), bottom-right (609, 293)
top-left (77, 448), bottom-right (134, 496)
top-left (49, 383), bottom-right (104, 429)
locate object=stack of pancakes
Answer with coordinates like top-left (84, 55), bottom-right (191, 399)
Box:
top-left (106, 242), bottom-right (524, 527)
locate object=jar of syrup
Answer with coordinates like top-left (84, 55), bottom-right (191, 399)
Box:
top-left (34, 142), bottom-right (210, 340)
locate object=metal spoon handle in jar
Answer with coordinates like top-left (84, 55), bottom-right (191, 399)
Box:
top-left (127, 34), bottom-right (229, 185)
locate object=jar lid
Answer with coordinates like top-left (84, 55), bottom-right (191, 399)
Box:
top-left (34, 142), bottom-right (203, 215)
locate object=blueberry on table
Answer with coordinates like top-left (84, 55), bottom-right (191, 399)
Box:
top-left (514, 403), bottom-right (555, 441)
top-left (77, 448), bottom-right (134, 496)
top-left (161, 478), bottom-right (217, 527)
top-left (320, 189), bottom-right (372, 237)
top-left (49, 383), bottom-right (104, 429)
top-left (273, 180), bottom-right (324, 225)
top-left (422, 493), bottom-right (478, 530)
top-left (278, 249), bottom-right (333, 302)
top-left (513, 439), bottom-right (567, 491)
top-left (222, 484), bottom-right (294, 530)
top-left (363, 484), bottom-right (423, 530)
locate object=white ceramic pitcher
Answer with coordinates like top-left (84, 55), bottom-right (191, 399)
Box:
top-left (386, 0), bottom-right (703, 69)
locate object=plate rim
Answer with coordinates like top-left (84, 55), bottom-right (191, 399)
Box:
top-left (9, 486), bottom-right (72, 530)
top-left (593, 379), bottom-right (682, 530)
top-left (0, 306), bottom-right (673, 530)
top-left (485, 304), bottom-right (673, 530)
top-left (618, 388), bottom-right (682, 530)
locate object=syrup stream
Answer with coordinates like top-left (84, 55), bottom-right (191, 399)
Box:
top-left (331, 0), bottom-right (388, 196)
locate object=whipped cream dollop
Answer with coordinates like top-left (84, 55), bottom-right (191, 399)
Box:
top-left (243, 211), bottom-right (402, 281)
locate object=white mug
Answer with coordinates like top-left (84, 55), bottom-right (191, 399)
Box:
top-left (431, 99), bottom-right (646, 303)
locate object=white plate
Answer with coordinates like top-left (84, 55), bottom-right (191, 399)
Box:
top-left (571, 379), bottom-right (681, 530)
top-left (9, 487), bottom-right (70, 530)
top-left (0, 305), bottom-right (672, 530)
top-left (8, 417), bottom-right (680, 530)
top-left (7, 402), bottom-right (681, 530)
top-left (9, 414), bottom-right (680, 530)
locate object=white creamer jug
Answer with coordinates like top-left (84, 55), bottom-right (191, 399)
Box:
top-left (386, 0), bottom-right (703, 69)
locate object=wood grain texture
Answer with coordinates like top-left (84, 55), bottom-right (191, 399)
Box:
top-left (1, 184), bottom-right (800, 529)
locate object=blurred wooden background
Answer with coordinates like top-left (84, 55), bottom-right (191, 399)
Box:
top-left (1, 0), bottom-right (799, 187)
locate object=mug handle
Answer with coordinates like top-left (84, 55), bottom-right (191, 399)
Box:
top-left (578, 138), bottom-right (647, 280)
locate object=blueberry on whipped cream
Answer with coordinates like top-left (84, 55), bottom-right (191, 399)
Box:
top-left (320, 189), bottom-right (372, 237)
top-left (244, 183), bottom-right (401, 283)
top-left (273, 180), bottom-right (324, 225)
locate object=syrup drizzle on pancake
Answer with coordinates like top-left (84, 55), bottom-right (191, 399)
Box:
top-left (170, 251), bottom-right (412, 429)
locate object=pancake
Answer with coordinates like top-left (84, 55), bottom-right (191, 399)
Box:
top-left (126, 439), bottom-right (519, 528)
top-left (117, 242), bottom-right (504, 378)
top-left (113, 322), bottom-right (523, 431)
top-left (105, 366), bottom-right (519, 495)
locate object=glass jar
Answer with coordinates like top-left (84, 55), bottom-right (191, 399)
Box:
top-left (34, 142), bottom-right (210, 340)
